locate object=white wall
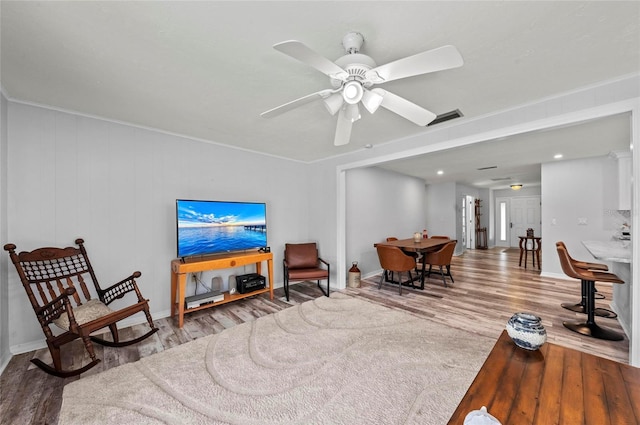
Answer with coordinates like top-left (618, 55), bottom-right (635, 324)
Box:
top-left (541, 156), bottom-right (619, 276)
top-left (6, 102), bottom-right (312, 352)
top-left (305, 160), bottom-right (339, 272)
top-left (425, 182), bottom-right (485, 254)
top-left (425, 182), bottom-right (457, 240)
top-left (346, 166), bottom-right (426, 277)
top-left (0, 91), bottom-right (9, 373)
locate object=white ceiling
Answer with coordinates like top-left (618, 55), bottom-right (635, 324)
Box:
top-left (2, 1), bottom-right (639, 187)
top-left (378, 113), bottom-right (632, 189)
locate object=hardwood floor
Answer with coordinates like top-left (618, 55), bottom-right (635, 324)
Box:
top-left (0, 247), bottom-right (630, 424)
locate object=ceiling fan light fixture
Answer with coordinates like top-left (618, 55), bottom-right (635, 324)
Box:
top-left (342, 81), bottom-right (363, 104)
top-left (264, 34), bottom-right (464, 147)
top-left (361, 89), bottom-right (384, 113)
top-left (323, 93), bottom-right (344, 115)
top-left (510, 184), bottom-right (523, 190)
top-left (345, 103), bottom-right (361, 122)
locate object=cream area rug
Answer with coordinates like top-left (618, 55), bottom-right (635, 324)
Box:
top-left (59, 293), bottom-right (495, 424)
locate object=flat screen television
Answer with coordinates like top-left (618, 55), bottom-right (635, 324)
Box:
top-left (176, 199), bottom-right (267, 258)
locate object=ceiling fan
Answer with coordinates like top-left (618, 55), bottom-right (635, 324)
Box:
top-left (261, 32), bottom-right (464, 146)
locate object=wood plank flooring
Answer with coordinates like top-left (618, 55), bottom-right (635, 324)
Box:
top-left (0, 247), bottom-right (630, 424)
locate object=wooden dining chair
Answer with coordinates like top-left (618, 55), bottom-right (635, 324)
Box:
top-left (384, 237), bottom-right (420, 281)
top-left (4, 239), bottom-right (158, 377)
top-left (422, 240), bottom-right (457, 287)
top-left (376, 245), bottom-right (416, 295)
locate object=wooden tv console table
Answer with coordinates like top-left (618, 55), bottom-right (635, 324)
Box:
top-left (170, 251), bottom-right (274, 328)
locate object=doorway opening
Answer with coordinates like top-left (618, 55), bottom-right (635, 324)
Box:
top-left (462, 195), bottom-right (476, 249)
top-left (495, 196), bottom-right (541, 247)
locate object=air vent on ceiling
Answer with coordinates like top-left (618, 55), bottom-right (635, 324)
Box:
top-left (491, 177), bottom-right (512, 181)
top-left (427, 109), bottom-right (464, 126)
top-left (477, 165), bottom-right (498, 171)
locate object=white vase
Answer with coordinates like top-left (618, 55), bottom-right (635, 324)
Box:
top-left (506, 312), bottom-right (547, 351)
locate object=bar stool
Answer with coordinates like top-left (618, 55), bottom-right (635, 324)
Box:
top-left (556, 244), bottom-right (624, 341)
top-left (556, 242), bottom-right (615, 318)
top-left (519, 236), bottom-right (541, 269)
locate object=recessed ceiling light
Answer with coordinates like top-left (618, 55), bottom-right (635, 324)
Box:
top-left (437, 170), bottom-right (444, 175)
top-left (364, 144), bottom-right (373, 149)
top-left (554, 153), bottom-right (563, 159)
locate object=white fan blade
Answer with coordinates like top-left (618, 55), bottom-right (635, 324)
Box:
top-left (334, 108), bottom-right (354, 146)
top-left (376, 89), bottom-right (437, 126)
top-left (365, 45), bottom-right (463, 84)
top-left (273, 40), bottom-right (349, 81)
top-left (344, 103), bottom-right (361, 122)
top-left (261, 89), bottom-right (335, 118)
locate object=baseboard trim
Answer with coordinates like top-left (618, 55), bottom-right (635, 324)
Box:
top-left (6, 284), bottom-right (293, 356)
top-left (10, 308), bottom-right (173, 356)
top-left (0, 352), bottom-right (12, 376)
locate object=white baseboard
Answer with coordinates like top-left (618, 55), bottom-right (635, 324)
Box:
top-left (363, 269), bottom-right (383, 279)
top-left (609, 301), bottom-right (631, 339)
top-left (9, 308), bottom-right (173, 356)
top-left (539, 271), bottom-right (573, 281)
top-left (0, 352), bottom-right (11, 376)
top-left (6, 283), bottom-right (292, 356)
top-left (10, 338), bottom-right (47, 355)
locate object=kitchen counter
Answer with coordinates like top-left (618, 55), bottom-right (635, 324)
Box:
top-left (582, 240), bottom-right (631, 263)
top-left (582, 239), bottom-right (632, 344)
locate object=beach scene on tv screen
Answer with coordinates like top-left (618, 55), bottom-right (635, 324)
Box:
top-left (177, 201), bottom-right (267, 257)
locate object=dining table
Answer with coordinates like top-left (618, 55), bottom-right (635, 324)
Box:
top-left (374, 237), bottom-right (455, 289)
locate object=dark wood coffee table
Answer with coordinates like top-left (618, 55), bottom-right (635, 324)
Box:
top-left (447, 330), bottom-right (640, 424)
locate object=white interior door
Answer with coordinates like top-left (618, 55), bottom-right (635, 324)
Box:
top-left (465, 195), bottom-right (475, 249)
top-left (461, 197), bottom-right (466, 248)
top-left (509, 196), bottom-right (541, 247)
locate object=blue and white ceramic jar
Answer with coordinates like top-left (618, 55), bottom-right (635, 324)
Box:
top-left (506, 312), bottom-right (547, 351)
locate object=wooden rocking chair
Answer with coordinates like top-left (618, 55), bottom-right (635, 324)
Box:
top-left (4, 238), bottom-right (158, 377)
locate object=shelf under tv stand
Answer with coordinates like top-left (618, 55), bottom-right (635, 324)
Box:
top-left (170, 250), bottom-right (274, 328)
